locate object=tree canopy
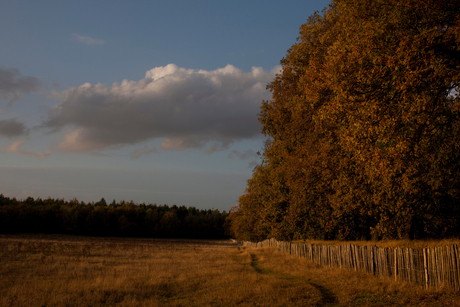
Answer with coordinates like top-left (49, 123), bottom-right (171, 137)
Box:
top-left (0, 195), bottom-right (228, 239)
top-left (229, 0), bottom-right (460, 241)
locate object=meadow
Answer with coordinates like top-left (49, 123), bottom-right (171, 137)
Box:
top-left (1, 235), bottom-right (460, 306)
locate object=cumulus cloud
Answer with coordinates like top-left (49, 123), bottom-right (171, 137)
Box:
top-left (0, 68), bottom-right (40, 104)
top-left (5, 139), bottom-right (51, 159)
top-left (72, 33), bottom-right (105, 45)
top-left (130, 145), bottom-right (158, 159)
top-left (43, 63), bottom-right (280, 153)
top-left (0, 119), bottom-right (28, 138)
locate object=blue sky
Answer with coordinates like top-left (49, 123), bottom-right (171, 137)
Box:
top-left (0, 0), bottom-right (331, 211)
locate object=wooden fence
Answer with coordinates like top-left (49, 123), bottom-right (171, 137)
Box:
top-left (238, 238), bottom-right (460, 291)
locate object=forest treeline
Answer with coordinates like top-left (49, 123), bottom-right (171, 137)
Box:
top-left (227, 0), bottom-right (460, 241)
top-left (0, 195), bottom-right (229, 239)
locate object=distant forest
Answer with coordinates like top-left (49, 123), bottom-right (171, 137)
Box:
top-left (0, 194), bottom-right (229, 239)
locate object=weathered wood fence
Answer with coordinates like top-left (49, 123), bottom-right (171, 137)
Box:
top-left (238, 238), bottom-right (460, 291)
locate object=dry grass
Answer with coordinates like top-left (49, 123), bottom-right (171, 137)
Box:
top-left (254, 247), bottom-right (460, 306)
top-left (1, 234), bottom-right (459, 306)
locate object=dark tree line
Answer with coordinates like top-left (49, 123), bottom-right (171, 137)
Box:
top-left (228, 0), bottom-right (460, 241)
top-left (0, 194), bottom-right (229, 239)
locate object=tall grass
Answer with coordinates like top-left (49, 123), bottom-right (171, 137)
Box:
top-left (1, 234), bottom-right (459, 306)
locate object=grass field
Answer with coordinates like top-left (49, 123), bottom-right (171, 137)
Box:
top-left (1, 235), bottom-right (460, 306)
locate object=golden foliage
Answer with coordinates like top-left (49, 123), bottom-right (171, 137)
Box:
top-left (232, 0), bottom-right (460, 241)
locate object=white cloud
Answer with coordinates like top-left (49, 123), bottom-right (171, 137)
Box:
top-left (4, 138), bottom-right (51, 159)
top-left (72, 33), bottom-right (105, 45)
top-left (43, 64), bottom-right (281, 153)
top-left (145, 64), bottom-right (193, 81)
top-left (57, 128), bottom-right (106, 152)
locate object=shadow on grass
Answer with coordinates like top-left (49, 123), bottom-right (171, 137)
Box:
top-left (309, 282), bottom-right (339, 306)
top-left (250, 254), bottom-right (269, 274)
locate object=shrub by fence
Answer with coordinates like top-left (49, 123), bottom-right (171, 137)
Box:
top-left (239, 238), bottom-right (460, 291)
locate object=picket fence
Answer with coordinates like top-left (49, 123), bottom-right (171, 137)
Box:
top-left (238, 238), bottom-right (460, 291)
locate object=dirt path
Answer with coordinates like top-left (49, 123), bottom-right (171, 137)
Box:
top-left (250, 253), bottom-right (338, 306)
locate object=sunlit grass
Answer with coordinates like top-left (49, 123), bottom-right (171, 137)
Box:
top-left (1, 234), bottom-right (459, 306)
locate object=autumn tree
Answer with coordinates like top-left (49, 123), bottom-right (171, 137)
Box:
top-left (233, 0), bottom-right (460, 241)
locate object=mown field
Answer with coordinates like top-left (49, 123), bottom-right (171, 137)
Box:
top-left (1, 235), bottom-right (460, 306)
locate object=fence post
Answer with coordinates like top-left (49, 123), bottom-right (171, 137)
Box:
top-left (394, 248), bottom-right (398, 282)
top-left (423, 248), bottom-right (428, 289)
top-left (242, 239), bottom-right (460, 291)
top-left (371, 246), bottom-right (375, 276)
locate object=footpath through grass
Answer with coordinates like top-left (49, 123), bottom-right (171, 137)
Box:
top-left (1, 234), bottom-right (460, 306)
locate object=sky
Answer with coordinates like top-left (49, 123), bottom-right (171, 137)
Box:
top-left (0, 0), bottom-right (331, 211)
